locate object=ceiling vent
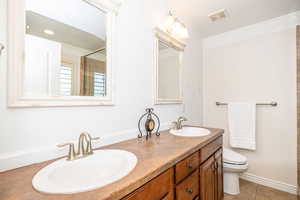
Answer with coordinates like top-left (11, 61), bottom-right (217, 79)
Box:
top-left (208, 9), bottom-right (228, 22)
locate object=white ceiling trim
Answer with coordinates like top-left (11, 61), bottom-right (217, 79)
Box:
top-left (203, 11), bottom-right (300, 49)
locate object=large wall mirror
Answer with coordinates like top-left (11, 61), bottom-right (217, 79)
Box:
top-left (154, 28), bottom-right (185, 104)
top-left (7, 0), bottom-right (122, 107)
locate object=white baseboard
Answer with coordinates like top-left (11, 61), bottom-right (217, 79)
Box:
top-left (240, 172), bottom-right (298, 195)
top-left (0, 123), bottom-right (169, 172)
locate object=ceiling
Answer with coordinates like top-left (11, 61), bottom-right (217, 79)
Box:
top-left (26, 11), bottom-right (105, 51)
top-left (26, 0), bottom-right (106, 40)
top-left (167, 0), bottom-right (300, 37)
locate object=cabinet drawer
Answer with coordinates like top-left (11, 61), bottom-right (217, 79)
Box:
top-left (175, 151), bottom-right (199, 183)
top-left (123, 168), bottom-right (173, 200)
top-left (176, 169), bottom-right (199, 200)
top-left (200, 136), bottom-right (222, 163)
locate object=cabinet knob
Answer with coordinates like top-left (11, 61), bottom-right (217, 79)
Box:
top-left (187, 163), bottom-right (193, 169)
top-left (186, 188), bottom-right (193, 194)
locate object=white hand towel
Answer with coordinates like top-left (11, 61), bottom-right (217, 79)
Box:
top-left (228, 102), bottom-right (256, 150)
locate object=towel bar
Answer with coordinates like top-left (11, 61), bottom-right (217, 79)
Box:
top-left (216, 101), bottom-right (277, 107)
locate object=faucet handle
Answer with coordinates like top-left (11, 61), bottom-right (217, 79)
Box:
top-left (171, 121), bottom-right (178, 130)
top-left (57, 142), bottom-right (76, 161)
top-left (79, 133), bottom-right (100, 141)
top-left (57, 142), bottom-right (73, 148)
top-left (86, 136), bottom-right (100, 155)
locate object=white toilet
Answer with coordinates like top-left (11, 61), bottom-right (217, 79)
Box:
top-left (223, 148), bottom-right (248, 195)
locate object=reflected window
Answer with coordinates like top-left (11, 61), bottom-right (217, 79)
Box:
top-left (59, 65), bottom-right (73, 96)
top-left (94, 72), bottom-right (106, 96)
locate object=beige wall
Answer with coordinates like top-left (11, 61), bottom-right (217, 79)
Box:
top-left (203, 20), bottom-right (297, 186)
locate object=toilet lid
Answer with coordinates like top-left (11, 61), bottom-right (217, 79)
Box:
top-left (223, 148), bottom-right (247, 165)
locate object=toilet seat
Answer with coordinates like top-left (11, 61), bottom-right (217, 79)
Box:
top-left (223, 162), bottom-right (248, 171)
top-left (223, 148), bottom-right (247, 165)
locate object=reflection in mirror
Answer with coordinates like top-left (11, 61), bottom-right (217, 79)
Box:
top-left (157, 41), bottom-right (181, 101)
top-left (24, 0), bottom-right (106, 97)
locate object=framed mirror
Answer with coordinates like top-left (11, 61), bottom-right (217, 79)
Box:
top-left (154, 28), bottom-right (185, 104)
top-left (7, 0), bottom-right (122, 107)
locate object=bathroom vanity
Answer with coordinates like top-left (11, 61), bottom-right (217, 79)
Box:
top-left (0, 127), bottom-right (224, 200)
top-left (123, 135), bottom-right (223, 200)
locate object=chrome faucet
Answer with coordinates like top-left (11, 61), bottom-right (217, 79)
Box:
top-left (57, 132), bottom-right (100, 161)
top-left (172, 116), bottom-right (188, 130)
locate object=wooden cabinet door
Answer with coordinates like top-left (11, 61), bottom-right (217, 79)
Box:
top-left (215, 149), bottom-right (223, 200)
top-left (200, 156), bottom-right (216, 200)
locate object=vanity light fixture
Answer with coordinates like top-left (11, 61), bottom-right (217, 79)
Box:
top-left (165, 12), bottom-right (189, 39)
top-left (43, 29), bottom-right (55, 35)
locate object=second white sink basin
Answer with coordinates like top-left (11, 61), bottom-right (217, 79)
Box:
top-left (32, 149), bottom-right (137, 194)
top-left (169, 127), bottom-right (211, 137)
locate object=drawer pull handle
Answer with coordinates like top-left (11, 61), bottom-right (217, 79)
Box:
top-left (187, 163), bottom-right (193, 169)
top-left (186, 189), bottom-right (193, 194)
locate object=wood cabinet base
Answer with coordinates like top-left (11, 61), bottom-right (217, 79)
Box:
top-left (122, 136), bottom-right (223, 200)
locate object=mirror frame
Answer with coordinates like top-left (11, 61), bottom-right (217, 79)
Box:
top-left (7, 0), bottom-right (122, 108)
top-left (154, 28), bottom-right (186, 105)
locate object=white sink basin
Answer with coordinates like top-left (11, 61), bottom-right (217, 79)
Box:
top-left (32, 149), bottom-right (137, 194)
top-left (169, 127), bottom-right (211, 137)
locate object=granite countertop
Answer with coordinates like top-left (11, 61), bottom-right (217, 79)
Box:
top-left (0, 126), bottom-right (224, 200)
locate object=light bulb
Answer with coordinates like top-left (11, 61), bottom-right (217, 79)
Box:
top-left (165, 13), bottom-right (175, 33)
top-left (164, 12), bottom-right (189, 39)
top-left (172, 20), bottom-right (182, 38)
top-left (180, 24), bottom-right (189, 39)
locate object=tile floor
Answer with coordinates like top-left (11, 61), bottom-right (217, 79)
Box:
top-left (224, 179), bottom-right (297, 200)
